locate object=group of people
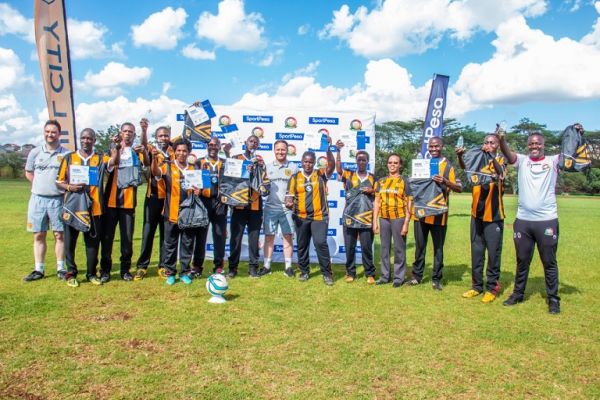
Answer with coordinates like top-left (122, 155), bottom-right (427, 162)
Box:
top-left (24, 118), bottom-right (565, 314)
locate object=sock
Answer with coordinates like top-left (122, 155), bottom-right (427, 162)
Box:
top-left (264, 258), bottom-right (271, 269)
top-left (35, 263), bottom-right (45, 273)
top-left (285, 258), bottom-right (292, 269)
top-left (57, 260), bottom-right (66, 271)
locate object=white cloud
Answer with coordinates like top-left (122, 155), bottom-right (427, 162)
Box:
top-left (195, 0), bottom-right (266, 51)
top-left (454, 16), bottom-right (600, 104)
top-left (596, 1), bottom-right (600, 13)
top-left (258, 48), bottom-right (284, 67)
top-left (132, 7), bottom-right (188, 50)
top-left (282, 61), bottom-right (320, 82)
top-left (181, 43), bottom-right (216, 60)
top-left (68, 19), bottom-right (124, 59)
top-left (76, 62), bottom-right (152, 97)
top-left (319, 0), bottom-right (547, 57)
top-left (0, 47), bottom-right (33, 91)
top-left (0, 3), bottom-right (34, 43)
top-left (0, 94), bottom-right (37, 144)
top-left (297, 24), bottom-right (310, 35)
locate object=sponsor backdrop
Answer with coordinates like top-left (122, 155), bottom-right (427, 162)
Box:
top-left (172, 107), bottom-right (376, 264)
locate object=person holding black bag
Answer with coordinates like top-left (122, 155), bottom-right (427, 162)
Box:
top-left (56, 128), bottom-right (118, 287)
top-left (335, 140), bottom-right (376, 284)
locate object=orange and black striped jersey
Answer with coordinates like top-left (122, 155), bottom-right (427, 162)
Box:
top-left (57, 151), bottom-right (108, 217)
top-left (196, 156), bottom-right (224, 198)
top-left (288, 168), bottom-right (329, 221)
top-left (233, 154), bottom-right (270, 211)
top-left (105, 148), bottom-right (145, 209)
top-left (374, 175), bottom-right (411, 219)
top-left (160, 161), bottom-right (195, 223)
top-left (341, 169), bottom-right (375, 192)
top-left (146, 144), bottom-right (173, 199)
top-left (471, 155), bottom-right (507, 222)
top-left (411, 157), bottom-right (459, 226)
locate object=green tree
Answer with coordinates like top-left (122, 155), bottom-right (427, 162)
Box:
top-left (95, 125), bottom-right (120, 153)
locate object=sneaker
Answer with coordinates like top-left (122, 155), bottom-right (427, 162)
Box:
top-left (133, 268), bottom-right (147, 281)
top-left (258, 267), bottom-right (272, 277)
top-left (180, 274), bottom-right (192, 285)
top-left (462, 289), bottom-right (481, 298)
top-left (248, 268), bottom-right (260, 279)
top-left (298, 273), bottom-right (310, 282)
top-left (23, 270), bottom-right (44, 282)
top-left (57, 270), bottom-right (68, 281)
top-left (375, 279), bottom-right (389, 285)
top-left (548, 299), bottom-right (560, 314)
top-left (88, 276), bottom-right (102, 286)
top-left (432, 281), bottom-right (443, 291)
top-left (189, 269), bottom-right (202, 279)
top-left (214, 267), bottom-right (224, 274)
top-left (344, 275), bottom-right (355, 283)
top-left (284, 268), bottom-right (295, 278)
top-left (66, 277), bottom-right (79, 287)
top-left (122, 272), bottom-right (133, 282)
top-left (502, 294), bottom-right (524, 306)
top-left (481, 292), bottom-right (497, 303)
top-left (407, 278), bottom-right (420, 286)
top-left (392, 282), bottom-right (403, 288)
top-left (157, 267), bottom-right (167, 279)
top-left (166, 275), bottom-right (176, 286)
top-left (323, 275), bottom-right (334, 286)
top-left (366, 276), bottom-right (376, 285)
top-left (100, 273), bottom-right (110, 284)
top-left (227, 270), bottom-right (238, 278)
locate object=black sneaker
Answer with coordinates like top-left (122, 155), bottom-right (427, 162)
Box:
top-left (323, 275), bottom-right (334, 286)
top-left (284, 267), bottom-right (295, 278)
top-left (392, 282), bottom-right (403, 288)
top-left (100, 273), bottom-right (110, 284)
top-left (407, 278), bottom-right (420, 286)
top-left (548, 299), bottom-right (561, 314)
top-left (375, 279), bottom-right (390, 285)
top-left (57, 270), bottom-right (68, 281)
top-left (189, 269), bottom-right (203, 279)
top-left (502, 294), bottom-right (524, 306)
top-left (122, 272), bottom-right (133, 281)
top-left (432, 281), bottom-right (443, 291)
top-left (249, 268), bottom-right (260, 279)
top-left (298, 273), bottom-right (309, 282)
top-left (227, 270), bottom-right (238, 278)
top-left (23, 270), bottom-right (44, 282)
top-left (258, 267), bottom-right (272, 277)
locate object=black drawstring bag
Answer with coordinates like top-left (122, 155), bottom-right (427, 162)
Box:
top-left (462, 148), bottom-right (496, 186)
top-left (343, 188), bottom-right (373, 228)
top-left (178, 193), bottom-right (209, 229)
top-left (62, 191), bottom-right (93, 232)
top-left (250, 163), bottom-right (270, 197)
top-left (410, 165), bottom-right (451, 219)
top-left (559, 124), bottom-right (591, 172)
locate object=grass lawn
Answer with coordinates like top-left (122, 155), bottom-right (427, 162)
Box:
top-left (0, 179), bottom-right (599, 399)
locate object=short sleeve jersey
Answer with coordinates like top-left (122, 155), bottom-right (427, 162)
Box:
top-left (25, 144), bottom-right (68, 196)
top-left (374, 175), bottom-right (411, 219)
top-left (105, 147), bottom-right (145, 209)
top-left (513, 154), bottom-right (559, 221)
top-left (265, 161), bottom-right (298, 212)
top-left (146, 145), bottom-right (174, 199)
top-left (287, 168), bottom-right (329, 221)
top-left (470, 154), bottom-right (507, 222)
top-left (160, 161), bottom-right (195, 223)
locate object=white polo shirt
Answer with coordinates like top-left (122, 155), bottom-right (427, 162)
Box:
top-left (513, 154), bottom-right (559, 221)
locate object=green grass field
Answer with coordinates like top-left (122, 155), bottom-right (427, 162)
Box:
top-left (1, 180), bottom-right (599, 399)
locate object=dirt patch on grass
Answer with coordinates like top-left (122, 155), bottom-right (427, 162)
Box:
top-left (91, 311), bottom-right (133, 322)
top-left (123, 338), bottom-right (160, 353)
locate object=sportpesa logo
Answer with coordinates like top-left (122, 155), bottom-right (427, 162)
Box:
top-left (243, 115), bottom-right (273, 123)
top-left (276, 132), bottom-right (304, 140)
top-left (309, 117), bottom-right (339, 125)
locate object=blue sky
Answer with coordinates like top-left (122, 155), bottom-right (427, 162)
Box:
top-left (1, 0), bottom-right (600, 144)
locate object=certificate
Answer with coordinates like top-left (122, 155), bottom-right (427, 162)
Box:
top-left (224, 158), bottom-right (244, 178)
top-left (306, 132), bottom-right (328, 151)
top-left (338, 131), bottom-right (358, 160)
top-left (70, 165), bottom-right (89, 185)
top-left (224, 131), bottom-right (245, 151)
top-left (119, 147), bottom-right (134, 167)
top-left (186, 104), bottom-right (209, 126)
top-left (183, 169), bottom-right (210, 188)
top-left (412, 159), bottom-right (431, 179)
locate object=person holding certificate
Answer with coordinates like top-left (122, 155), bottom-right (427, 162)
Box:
top-left (408, 137), bottom-right (462, 290)
top-left (335, 140), bottom-right (376, 284)
top-left (227, 134), bottom-right (270, 278)
top-left (286, 141), bottom-right (335, 286)
top-left (56, 128), bottom-right (118, 287)
top-left (150, 138), bottom-right (197, 285)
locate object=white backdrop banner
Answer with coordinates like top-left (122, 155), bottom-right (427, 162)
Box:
top-left (172, 107), bottom-right (376, 264)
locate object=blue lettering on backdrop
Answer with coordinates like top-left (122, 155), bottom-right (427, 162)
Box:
top-left (339, 246), bottom-right (362, 254)
top-left (327, 229), bottom-right (337, 236)
top-left (275, 132), bottom-right (304, 140)
top-left (176, 113), bottom-right (186, 121)
top-left (308, 117), bottom-right (339, 125)
top-left (242, 143), bottom-right (273, 151)
top-left (328, 201), bottom-right (338, 208)
top-left (243, 115), bottom-right (274, 123)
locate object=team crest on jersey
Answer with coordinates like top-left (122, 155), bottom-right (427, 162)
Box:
top-left (471, 175), bottom-right (479, 184)
top-left (305, 184), bottom-right (313, 193)
top-left (417, 209), bottom-right (425, 217)
top-left (63, 212), bottom-right (71, 221)
top-left (284, 168), bottom-right (292, 177)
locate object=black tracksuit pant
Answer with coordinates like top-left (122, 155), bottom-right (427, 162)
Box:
top-left (343, 226), bottom-right (375, 278)
top-left (411, 220), bottom-right (447, 283)
top-left (228, 208), bottom-right (262, 273)
top-left (100, 207), bottom-right (135, 276)
top-left (294, 216), bottom-right (332, 278)
top-left (65, 215), bottom-right (102, 279)
top-left (193, 196), bottom-right (228, 272)
top-left (136, 195), bottom-right (165, 269)
top-left (162, 220), bottom-right (196, 276)
top-left (512, 218), bottom-right (560, 301)
top-left (470, 217), bottom-right (503, 293)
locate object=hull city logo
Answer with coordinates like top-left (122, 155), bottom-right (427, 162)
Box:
top-left (276, 132), bottom-right (304, 140)
top-left (243, 115), bottom-right (273, 123)
top-left (309, 117), bottom-right (339, 125)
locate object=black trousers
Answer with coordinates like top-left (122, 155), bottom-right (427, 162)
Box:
top-left (136, 195), bottom-right (165, 269)
top-left (411, 220), bottom-right (447, 283)
top-left (294, 216), bottom-right (332, 277)
top-left (101, 207), bottom-right (135, 276)
top-left (65, 215), bottom-right (102, 279)
top-left (343, 226), bottom-right (375, 278)
top-left (470, 217), bottom-right (503, 293)
top-left (162, 220), bottom-right (196, 276)
top-left (193, 197), bottom-right (227, 272)
top-left (228, 208), bottom-right (262, 272)
top-left (512, 218), bottom-right (560, 301)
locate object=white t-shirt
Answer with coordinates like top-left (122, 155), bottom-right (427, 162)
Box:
top-left (513, 154), bottom-right (559, 221)
top-left (264, 161), bottom-right (298, 212)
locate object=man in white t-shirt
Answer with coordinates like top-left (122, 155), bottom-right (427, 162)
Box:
top-left (498, 132), bottom-right (561, 314)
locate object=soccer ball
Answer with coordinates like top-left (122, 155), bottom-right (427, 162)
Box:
top-left (206, 273), bottom-right (229, 297)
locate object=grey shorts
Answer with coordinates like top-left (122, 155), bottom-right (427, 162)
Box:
top-left (27, 194), bottom-right (64, 233)
top-left (263, 208), bottom-right (294, 236)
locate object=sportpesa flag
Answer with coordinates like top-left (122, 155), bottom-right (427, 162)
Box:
top-left (419, 74), bottom-right (449, 158)
top-left (34, 0), bottom-right (77, 151)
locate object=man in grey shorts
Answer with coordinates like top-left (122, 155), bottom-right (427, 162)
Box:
top-left (23, 120), bottom-right (68, 282)
top-left (259, 140), bottom-right (298, 277)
